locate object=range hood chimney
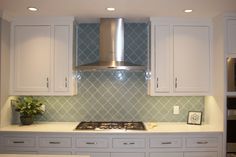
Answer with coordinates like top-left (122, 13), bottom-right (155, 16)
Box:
top-left (78, 18), bottom-right (145, 71)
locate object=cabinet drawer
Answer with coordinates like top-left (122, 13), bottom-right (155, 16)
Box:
top-left (112, 138), bottom-right (145, 148)
top-left (150, 152), bottom-right (183, 157)
top-left (3, 136), bottom-right (35, 147)
top-left (186, 137), bottom-right (218, 148)
top-left (76, 138), bottom-right (108, 148)
top-left (111, 152), bottom-right (145, 157)
top-left (150, 137), bottom-right (182, 148)
top-left (39, 137), bottom-right (72, 148)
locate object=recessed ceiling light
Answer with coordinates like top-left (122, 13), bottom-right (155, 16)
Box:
top-left (184, 9), bottom-right (193, 13)
top-left (106, 7), bottom-right (115, 11)
top-left (27, 7), bottom-right (38, 12)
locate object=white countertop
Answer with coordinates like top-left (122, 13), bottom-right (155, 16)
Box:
top-left (0, 122), bottom-right (223, 133)
top-left (0, 155), bottom-right (88, 157)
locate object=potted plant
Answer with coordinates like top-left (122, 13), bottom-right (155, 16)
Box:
top-left (15, 96), bottom-right (45, 125)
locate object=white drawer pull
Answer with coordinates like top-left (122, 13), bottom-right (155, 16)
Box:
top-left (86, 142), bottom-right (97, 145)
top-left (161, 142), bottom-right (172, 145)
top-left (123, 142), bottom-right (135, 145)
top-left (13, 141), bottom-right (25, 144)
top-left (49, 142), bottom-right (61, 144)
top-left (196, 141), bottom-right (208, 144)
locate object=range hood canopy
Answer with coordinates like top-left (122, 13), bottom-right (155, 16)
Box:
top-left (78, 18), bottom-right (145, 71)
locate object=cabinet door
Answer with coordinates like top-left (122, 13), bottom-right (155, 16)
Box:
top-left (77, 152), bottom-right (110, 157)
top-left (153, 25), bottom-right (171, 93)
top-left (150, 152), bottom-right (183, 157)
top-left (184, 152), bottom-right (217, 157)
top-left (14, 25), bottom-right (51, 92)
top-left (227, 19), bottom-right (236, 54)
top-left (111, 153), bottom-right (145, 157)
top-left (173, 26), bottom-right (210, 93)
top-left (54, 25), bottom-right (70, 92)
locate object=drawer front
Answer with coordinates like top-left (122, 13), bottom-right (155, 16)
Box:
top-left (186, 137), bottom-right (218, 148)
top-left (76, 138), bottom-right (108, 148)
top-left (150, 138), bottom-right (182, 148)
top-left (77, 152), bottom-right (110, 157)
top-left (111, 152), bottom-right (145, 157)
top-left (39, 137), bottom-right (72, 148)
top-left (150, 152), bottom-right (184, 157)
top-left (112, 138), bottom-right (145, 148)
top-left (184, 152), bottom-right (217, 157)
top-left (3, 136), bottom-right (35, 147)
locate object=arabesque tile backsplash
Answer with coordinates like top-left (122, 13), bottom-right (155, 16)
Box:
top-left (33, 23), bottom-right (204, 122)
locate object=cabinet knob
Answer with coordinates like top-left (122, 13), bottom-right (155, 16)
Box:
top-left (13, 141), bottom-right (25, 144)
top-left (86, 142), bottom-right (97, 145)
top-left (49, 141), bottom-right (61, 144)
top-left (156, 77), bottom-right (158, 88)
top-left (46, 77), bottom-right (49, 88)
top-left (196, 141), bottom-right (208, 144)
top-left (65, 77), bottom-right (68, 88)
top-left (161, 142), bottom-right (172, 145)
top-left (123, 142), bottom-right (135, 145)
top-left (175, 77), bottom-right (178, 88)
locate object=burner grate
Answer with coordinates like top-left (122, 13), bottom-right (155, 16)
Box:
top-left (75, 121), bottom-right (146, 131)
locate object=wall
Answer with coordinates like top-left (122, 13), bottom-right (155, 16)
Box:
top-left (0, 17), bottom-right (11, 127)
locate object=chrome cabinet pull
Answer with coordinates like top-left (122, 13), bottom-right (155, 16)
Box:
top-left (65, 77), bottom-right (68, 88)
top-left (175, 77), bottom-right (178, 88)
top-left (161, 142), bottom-right (172, 145)
top-left (13, 141), bottom-right (25, 144)
top-left (196, 141), bottom-right (208, 144)
top-left (46, 77), bottom-right (49, 88)
top-left (123, 142), bottom-right (135, 145)
top-left (86, 142), bottom-right (97, 145)
top-left (156, 77), bottom-right (158, 88)
top-left (49, 141), bottom-right (61, 144)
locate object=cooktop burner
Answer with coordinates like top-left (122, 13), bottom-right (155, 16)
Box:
top-left (75, 121), bottom-right (146, 131)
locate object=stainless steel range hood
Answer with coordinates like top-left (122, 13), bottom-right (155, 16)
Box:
top-left (78, 18), bottom-right (145, 71)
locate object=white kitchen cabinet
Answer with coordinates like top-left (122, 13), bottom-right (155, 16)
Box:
top-left (39, 137), bottom-right (72, 148)
top-left (173, 26), bottom-right (210, 93)
top-left (112, 138), bottom-right (145, 148)
top-left (185, 137), bottom-right (218, 148)
top-left (10, 17), bottom-right (76, 96)
top-left (150, 152), bottom-right (183, 157)
top-left (149, 18), bottom-right (211, 96)
top-left (184, 152), bottom-right (217, 157)
top-left (152, 25), bottom-right (171, 93)
top-left (54, 25), bottom-right (70, 92)
top-left (76, 137), bottom-right (109, 148)
top-left (77, 152), bottom-right (110, 157)
top-left (0, 132), bottom-right (222, 157)
top-left (226, 18), bottom-right (236, 54)
top-left (111, 153), bottom-right (145, 157)
top-left (12, 25), bottom-right (51, 92)
top-left (149, 137), bottom-right (182, 148)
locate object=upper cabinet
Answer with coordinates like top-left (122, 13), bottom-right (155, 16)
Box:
top-left (149, 18), bottom-right (212, 96)
top-left (10, 17), bottom-right (77, 96)
top-left (226, 18), bottom-right (236, 54)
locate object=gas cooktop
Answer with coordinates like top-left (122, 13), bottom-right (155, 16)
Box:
top-left (75, 121), bottom-right (146, 131)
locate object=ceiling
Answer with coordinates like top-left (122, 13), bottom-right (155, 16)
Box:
top-left (0, 0), bottom-right (236, 20)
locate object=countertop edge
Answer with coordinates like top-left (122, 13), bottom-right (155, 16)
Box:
top-left (0, 122), bottom-right (223, 134)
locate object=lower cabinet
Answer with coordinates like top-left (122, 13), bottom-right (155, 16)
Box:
top-left (0, 132), bottom-right (222, 157)
top-left (150, 152), bottom-right (217, 157)
top-left (184, 152), bottom-right (217, 157)
top-left (39, 151), bottom-right (72, 155)
top-left (111, 153), bottom-right (145, 157)
top-left (77, 152), bottom-right (110, 157)
top-left (150, 152), bottom-right (184, 157)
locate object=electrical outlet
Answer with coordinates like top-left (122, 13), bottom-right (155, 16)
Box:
top-left (173, 106), bottom-right (180, 115)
